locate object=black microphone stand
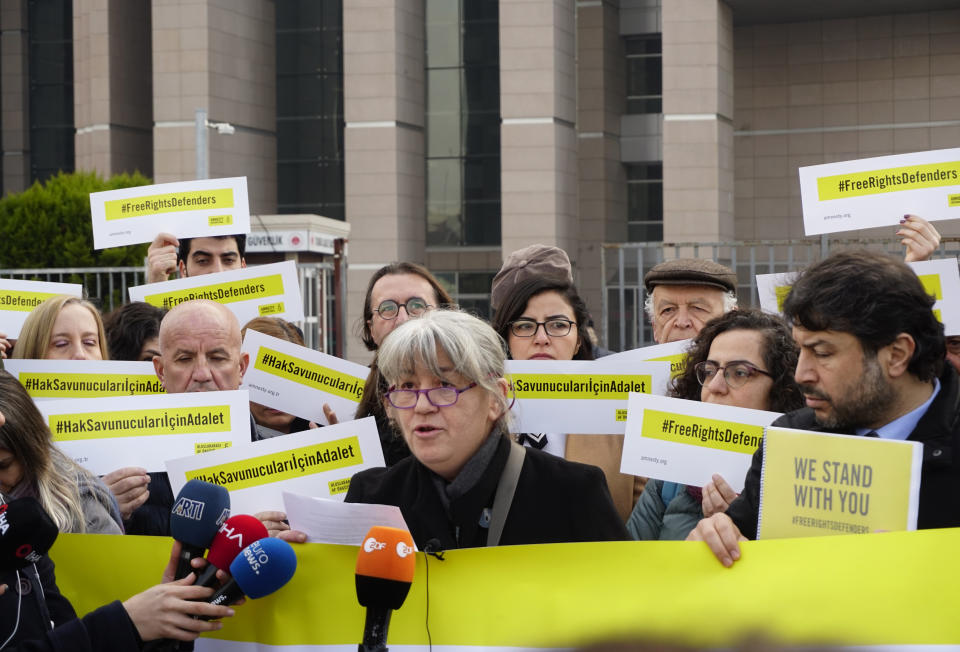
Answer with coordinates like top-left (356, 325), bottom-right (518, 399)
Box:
top-left (358, 606), bottom-right (391, 652)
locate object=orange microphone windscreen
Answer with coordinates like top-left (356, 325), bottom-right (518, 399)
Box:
top-left (355, 525), bottom-right (416, 582)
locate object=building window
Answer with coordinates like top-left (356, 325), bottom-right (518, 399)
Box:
top-left (276, 0), bottom-right (345, 219)
top-left (434, 270), bottom-right (496, 320)
top-left (626, 162), bottom-right (663, 242)
top-left (425, 0), bottom-right (501, 247)
top-left (28, 0), bottom-right (74, 183)
top-left (625, 34), bottom-right (662, 115)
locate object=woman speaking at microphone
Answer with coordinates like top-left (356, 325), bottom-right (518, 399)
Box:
top-left (345, 309), bottom-right (627, 549)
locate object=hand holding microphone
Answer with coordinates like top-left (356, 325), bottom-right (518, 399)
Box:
top-left (194, 514), bottom-right (269, 589)
top-left (197, 537), bottom-right (297, 616)
top-left (169, 479), bottom-right (230, 580)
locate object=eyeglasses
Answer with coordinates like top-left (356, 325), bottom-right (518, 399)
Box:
top-left (694, 361), bottom-right (773, 389)
top-left (385, 383), bottom-right (477, 409)
top-left (509, 318), bottom-right (576, 338)
top-left (375, 297), bottom-right (431, 320)
top-left (946, 337), bottom-right (960, 355)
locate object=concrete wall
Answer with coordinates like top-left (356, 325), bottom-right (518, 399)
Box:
top-left (734, 9), bottom-right (960, 240)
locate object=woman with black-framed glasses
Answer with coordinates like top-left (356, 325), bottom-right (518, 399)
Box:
top-left (345, 309), bottom-right (627, 549)
top-left (489, 246), bottom-right (643, 523)
top-left (626, 308), bottom-right (804, 541)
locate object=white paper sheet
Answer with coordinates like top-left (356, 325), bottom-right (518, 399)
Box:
top-left (128, 260), bottom-right (304, 324)
top-left (241, 329), bottom-right (369, 425)
top-left (36, 390), bottom-right (252, 474)
top-left (165, 416), bottom-right (385, 515)
top-left (0, 279), bottom-right (82, 338)
top-left (621, 393), bottom-right (782, 491)
top-left (506, 358), bottom-right (671, 435)
top-left (799, 148), bottom-right (960, 236)
top-left (89, 177), bottom-right (250, 249)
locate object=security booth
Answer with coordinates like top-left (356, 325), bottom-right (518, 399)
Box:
top-left (244, 214), bottom-right (350, 356)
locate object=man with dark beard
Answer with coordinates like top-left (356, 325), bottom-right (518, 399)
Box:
top-left (688, 250), bottom-right (960, 566)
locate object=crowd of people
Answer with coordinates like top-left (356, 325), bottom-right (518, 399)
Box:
top-left (0, 213), bottom-right (958, 649)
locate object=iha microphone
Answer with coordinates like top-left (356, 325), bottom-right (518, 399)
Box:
top-left (355, 526), bottom-right (416, 652)
top-left (194, 514), bottom-right (269, 588)
top-left (203, 538), bottom-right (297, 612)
top-left (169, 479), bottom-right (230, 580)
top-left (0, 497), bottom-right (59, 572)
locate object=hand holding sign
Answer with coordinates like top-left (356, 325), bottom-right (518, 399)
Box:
top-left (701, 473), bottom-right (739, 518)
top-left (898, 214), bottom-right (941, 263)
top-left (147, 232), bottom-right (180, 283)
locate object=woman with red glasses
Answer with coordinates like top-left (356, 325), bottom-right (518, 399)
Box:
top-left (345, 309), bottom-right (627, 549)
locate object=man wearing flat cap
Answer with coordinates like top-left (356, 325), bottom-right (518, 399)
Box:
top-left (644, 258), bottom-right (738, 344)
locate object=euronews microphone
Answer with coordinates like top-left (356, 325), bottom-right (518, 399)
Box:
top-left (170, 479), bottom-right (230, 580)
top-left (355, 526), bottom-right (416, 652)
top-left (194, 514), bottom-right (268, 588)
top-left (202, 537), bottom-right (297, 613)
top-left (0, 497), bottom-right (59, 572)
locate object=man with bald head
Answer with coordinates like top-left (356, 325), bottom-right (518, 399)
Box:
top-left (154, 300), bottom-right (249, 393)
top-left (105, 300), bottom-right (253, 534)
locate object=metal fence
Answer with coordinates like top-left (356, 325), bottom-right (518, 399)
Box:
top-left (0, 262), bottom-right (340, 353)
top-left (601, 237), bottom-right (960, 352)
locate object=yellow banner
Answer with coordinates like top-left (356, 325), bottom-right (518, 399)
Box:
top-left (511, 374), bottom-right (652, 399)
top-left (254, 347), bottom-right (364, 401)
top-left (759, 427), bottom-right (919, 539)
top-left (641, 409), bottom-right (763, 454)
top-left (104, 188), bottom-right (234, 220)
top-left (647, 352), bottom-right (687, 378)
top-left (184, 435), bottom-right (362, 491)
top-left (51, 529), bottom-right (960, 647)
top-left (817, 161), bottom-right (960, 200)
top-left (917, 273), bottom-right (943, 300)
top-left (0, 289), bottom-right (59, 312)
top-left (142, 274), bottom-right (284, 310)
top-left (19, 372), bottom-right (164, 398)
top-left (49, 406), bottom-right (230, 441)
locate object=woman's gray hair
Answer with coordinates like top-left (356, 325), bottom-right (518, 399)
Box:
top-left (376, 309), bottom-right (511, 428)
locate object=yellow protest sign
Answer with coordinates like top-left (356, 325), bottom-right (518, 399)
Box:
top-left (647, 352), bottom-right (687, 378)
top-left (184, 436), bottom-right (362, 491)
top-left (19, 372), bottom-right (163, 398)
top-left (254, 346), bottom-right (364, 401)
top-left (759, 427), bottom-right (922, 539)
top-left (511, 373), bottom-right (651, 399)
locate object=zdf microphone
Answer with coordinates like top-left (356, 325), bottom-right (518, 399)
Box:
top-left (355, 526), bottom-right (416, 652)
top-left (169, 479), bottom-right (230, 580)
top-left (194, 514), bottom-right (269, 588)
top-left (0, 497), bottom-right (58, 572)
top-left (203, 537), bottom-right (297, 611)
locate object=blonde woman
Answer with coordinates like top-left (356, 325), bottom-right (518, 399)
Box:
top-left (0, 371), bottom-right (122, 533)
top-left (13, 294), bottom-right (109, 360)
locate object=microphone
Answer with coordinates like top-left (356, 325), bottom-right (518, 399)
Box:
top-left (203, 538), bottom-right (297, 612)
top-left (169, 479), bottom-right (230, 580)
top-left (355, 526), bottom-right (416, 652)
top-left (0, 497), bottom-right (58, 572)
top-left (194, 514), bottom-right (268, 588)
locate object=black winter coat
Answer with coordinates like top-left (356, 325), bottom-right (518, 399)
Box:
top-left (727, 366), bottom-right (960, 538)
top-left (345, 433), bottom-right (628, 549)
